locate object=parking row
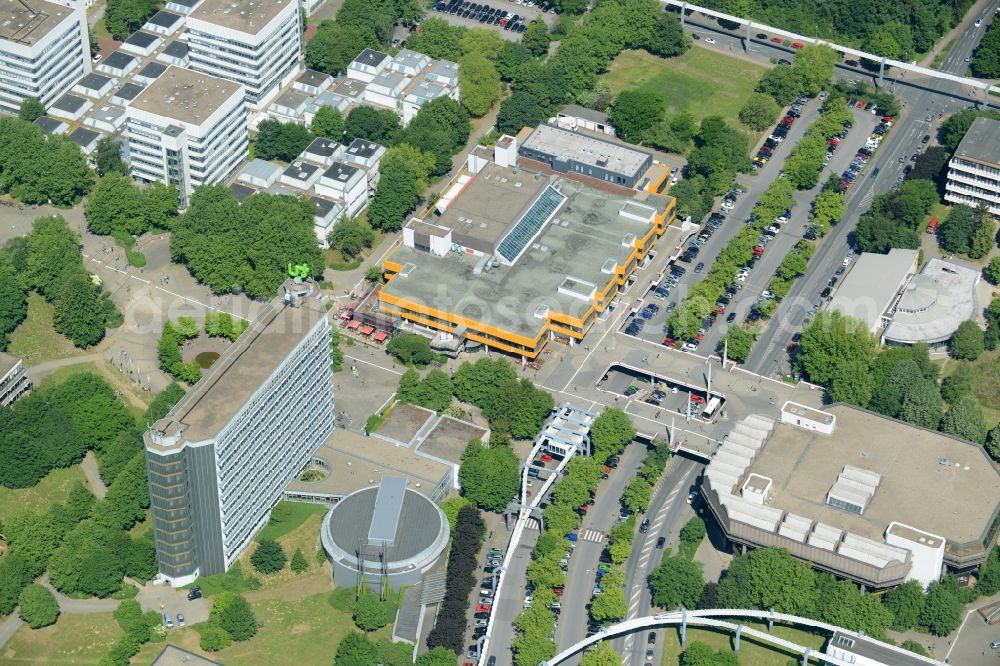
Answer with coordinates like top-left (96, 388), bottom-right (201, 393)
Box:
top-left (431, 0), bottom-right (540, 31)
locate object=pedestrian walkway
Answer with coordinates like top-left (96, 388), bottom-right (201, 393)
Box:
top-left (579, 529), bottom-right (607, 543)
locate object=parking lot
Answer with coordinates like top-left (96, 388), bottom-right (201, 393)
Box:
top-left (428, 0), bottom-right (557, 36)
top-left (596, 363), bottom-right (724, 422)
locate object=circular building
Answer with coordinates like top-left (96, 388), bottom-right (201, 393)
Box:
top-left (321, 477), bottom-right (449, 592)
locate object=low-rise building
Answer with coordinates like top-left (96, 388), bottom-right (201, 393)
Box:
top-left (48, 92), bottom-right (91, 121)
top-left (268, 88), bottom-right (310, 125)
top-left (377, 137), bottom-right (675, 359)
top-left (293, 69), bottom-right (332, 96)
top-left (238, 158), bottom-right (282, 188)
top-left (945, 116), bottom-right (1000, 215)
top-left (185, 0), bottom-right (301, 108)
top-left (315, 161), bottom-right (367, 218)
top-left (34, 115), bottom-right (69, 135)
top-left (556, 104), bottom-right (616, 136)
top-left (110, 82), bottom-right (145, 107)
top-left (311, 195), bottom-right (343, 247)
top-left (883, 258), bottom-right (980, 346)
top-left (347, 48), bottom-right (390, 83)
top-left (97, 50), bottom-right (138, 78)
top-left (166, 0), bottom-right (201, 14)
top-left (703, 404), bottom-right (1000, 589)
top-left (85, 105), bottom-right (126, 133)
top-left (0, 0), bottom-right (90, 114)
top-left (301, 137), bottom-right (343, 168)
top-left (342, 138), bottom-right (385, 192)
top-left (120, 30), bottom-right (162, 57)
top-left (279, 159), bottom-right (322, 191)
top-left (134, 61), bottom-right (168, 86)
top-left (73, 72), bottom-right (115, 99)
top-left (157, 39), bottom-right (189, 67)
top-left (143, 10), bottom-right (184, 36)
top-left (126, 66), bottom-right (248, 206)
top-left (829, 249), bottom-right (919, 334)
top-left (0, 352), bottom-right (31, 407)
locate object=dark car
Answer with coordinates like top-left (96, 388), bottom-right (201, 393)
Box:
top-left (656, 536), bottom-right (666, 549)
top-left (187, 587), bottom-right (203, 601)
top-left (922, 134), bottom-right (930, 144)
top-left (694, 262), bottom-right (705, 273)
top-left (821, 286), bottom-right (831, 298)
top-left (726, 312), bottom-right (737, 323)
top-left (475, 611), bottom-right (490, 620)
top-left (606, 455), bottom-right (620, 468)
top-left (639, 519), bottom-right (650, 533)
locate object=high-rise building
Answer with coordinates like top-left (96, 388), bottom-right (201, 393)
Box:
top-left (144, 278), bottom-right (335, 586)
top-left (125, 66), bottom-right (248, 206)
top-left (945, 116), bottom-right (1000, 216)
top-left (186, 0), bottom-right (301, 109)
top-left (0, 0), bottom-right (90, 114)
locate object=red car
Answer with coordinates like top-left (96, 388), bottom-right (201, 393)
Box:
top-left (760, 145), bottom-right (773, 154)
top-left (553, 586), bottom-right (565, 596)
top-left (540, 453), bottom-right (553, 463)
top-left (475, 603), bottom-right (492, 613)
top-left (791, 42), bottom-right (804, 49)
top-left (781, 116), bottom-right (794, 125)
top-left (694, 332), bottom-right (705, 341)
top-left (753, 245), bottom-right (765, 256)
top-left (662, 336), bottom-right (675, 346)
top-left (690, 394), bottom-right (706, 405)
top-left (771, 36), bottom-right (783, 43)
top-left (828, 138), bottom-right (840, 146)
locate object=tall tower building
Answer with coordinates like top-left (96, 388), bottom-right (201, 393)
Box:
top-left (144, 278), bottom-right (334, 586)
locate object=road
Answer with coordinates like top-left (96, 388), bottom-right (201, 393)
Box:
top-left (619, 457), bottom-right (704, 665)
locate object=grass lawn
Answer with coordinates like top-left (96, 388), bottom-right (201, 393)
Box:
top-left (602, 48), bottom-right (768, 132)
top-left (2, 612), bottom-right (122, 665)
top-left (941, 349), bottom-right (1000, 425)
top-left (255, 501), bottom-right (328, 542)
top-left (657, 624), bottom-right (828, 665)
top-left (0, 464), bottom-right (86, 522)
top-left (7, 293), bottom-right (84, 366)
top-left (932, 39), bottom-right (956, 69)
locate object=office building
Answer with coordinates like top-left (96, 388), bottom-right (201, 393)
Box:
top-left (829, 249), bottom-right (919, 334)
top-left (377, 136), bottom-right (675, 360)
top-left (0, 352), bottom-right (31, 406)
top-left (556, 104), bottom-right (616, 136)
top-left (703, 404), bottom-right (1000, 589)
top-left (883, 258), bottom-right (980, 346)
top-left (186, 0), bottom-right (301, 108)
top-left (126, 66), bottom-right (248, 206)
top-left (945, 116), bottom-right (1000, 215)
top-left (0, 0), bottom-right (90, 114)
top-left (144, 278), bottom-right (335, 586)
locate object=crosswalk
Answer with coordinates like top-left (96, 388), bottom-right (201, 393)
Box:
top-left (522, 521), bottom-right (606, 543)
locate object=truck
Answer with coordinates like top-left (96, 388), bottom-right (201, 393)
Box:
top-left (927, 217), bottom-right (938, 234)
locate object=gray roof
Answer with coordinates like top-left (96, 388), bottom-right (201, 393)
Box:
top-left (115, 82), bottom-right (146, 102)
top-left (305, 137), bottom-right (339, 158)
top-left (189, 0), bottom-right (294, 34)
top-left (168, 0), bottom-right (200, 7)
top-left (0, 351), bottom-right (21, 377)
top-left (102, 51), bottom-right (136, 70)
top-left (0, 0), bottom-right (75, 47)
top-left (323, 161), bottom-right (360, 182)
top-left (426, 59), bottom-right (459, 82)
top-left (352, 48), bottom-right (389, 69)
top-left (123, 30), bottom-right (159, 48)
top-left (91, 105), bottom-right (125, 124)
top-left (829, 249), bottom-right (918, 332)
top-left (33, 116), bottom-right (66, 134)
top-left (228, 182), bottom-right (257, 201)
top-left (146, 10), bottom-right (182, 28)
top-left (161, 40), bottom-right (189, 58)
top-left (311, 195), bottom-right (341, 218)
top-left (559, 104), bottom-right (611, 125)
top-left (151, 645), bottom-right (224, 666)
top-left (51, 93), bottom-right (88, 113)
top-left (954, 116), bottom-right (1000, 169)
top-left (130, 66), bottom-right (243, 126)
top-left (520, 124), bottom-right (652, 179)
top-left (273, 88), bottom-right (309, 110)
top-left (368, 477), bottom-right (408, 545)
top-left (332, 78), bottom-right (366, 100)
top-left (326, 484), bottom-right (446, 561)
top-left (282, 159), bottom-right (319, 182)
top-left (884, 258), bottom-right (981, 344)
top-left (345, 138), bottom-right (381, 160)
top-left (69, 127), bottom-right (100, 148)
top-left (138, 61), bottom-right (168, 79)
top-left (296, 69), bottom-right (331, 87)
top-left (244, 158), bottom-right (282, 180)
top-left (77, 72), bottom-right (113, 92)
top-left (828, 631), bottom-right (933, 666)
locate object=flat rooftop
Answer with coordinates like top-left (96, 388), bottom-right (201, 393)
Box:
top-left (130, 66), bottom-right (243, 126)
top-left (830, 249), bottom-right (917, 332)
top-left (751, 404), bottom-right (1000, 550)
top-left (148, 292), bottom-right (326, 446)
top-left (520, 124), bottom-right (652, 179)
top-left (884, 258), bottom-right (980, 345)
top-left (0, 0), bottom-right (75, 47)
top-left (954, 116), bottom-right (1000, 169)
top-left (435, 161), bottom-right (551, 248)
top-left (383, 175), bottom-right (663, 337)
top-left (188, 0), bottom-right (293, 34)
top-left (0, 351), bottom-right (20, 377)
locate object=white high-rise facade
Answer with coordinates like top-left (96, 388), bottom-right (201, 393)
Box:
top-left (186, 0), bottom-right (301, 109)
top-left (0, 0), bottom-right (90, 114)
top-left (125, 66), bottom-right (248, 206)
top-left (945, 117), bottom-right (1000, 217)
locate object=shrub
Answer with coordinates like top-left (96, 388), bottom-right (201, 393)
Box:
top-left (250, 538), bottom-right (287, 574)
top-left (353, 593), bottom-right (395, 631)
top-left (17, 583), bottom-right (60, 628)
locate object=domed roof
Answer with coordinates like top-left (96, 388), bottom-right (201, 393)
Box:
top-left (896, 274), bottom-right (938, 313)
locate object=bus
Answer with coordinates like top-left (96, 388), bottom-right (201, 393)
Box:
top-left (702, 396), bottom-right (722, 420)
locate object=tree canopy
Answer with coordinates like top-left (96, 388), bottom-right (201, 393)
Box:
top-left (797, 311), bottom-right (879, 405)
top-left (609, 89), bottom-right (666, 143)
top-left (170, 186), bottom-right (323, 299)
top-left (0, 119), bottom-right (92, 206)
top-left (459, 439), bottom-right (520, 512)
top-left (85, 173), bottom-right (179, 236)
top-left (650, 555), bottom-right (705, 610)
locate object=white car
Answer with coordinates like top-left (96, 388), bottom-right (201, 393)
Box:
top-left (843, 256), bottom-right (852, 267)
top-left (766, 225), bottom-right (781, 234)
top-left (769, 134), bottom-right (784, 143)
top-left (704, 37), bottom-right (716, 44)
top-left (721, 200), bottom-right (734, 210)
top-left (976, 18), bottom-right (983, 27)
top-left (523, 595), bottom-right (533, 608)
top-left (683, 342), bottom-right (698, 351)
top-left (775, 215), bottom-right (789, 224)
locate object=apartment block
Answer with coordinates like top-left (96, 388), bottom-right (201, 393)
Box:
top-left (144, 278), bottom-right (335, 586)
top-left (126, 66), bottom-right (248, 206)
top-left (186, 0), bottom-right (300, 108)
top-left (0, 0), bottom-right (90, 114)
top-left (945, 116), bottom-right (1000, 216)
top-left (0, 352), bottom-right (30, 406)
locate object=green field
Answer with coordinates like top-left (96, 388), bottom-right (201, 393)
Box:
top-left (254, 501), bottom-right (328, 542)
top-left (2, 612), bottom-right (123, 665)
top-left (0, 464), bottom-right (87, 522)
top-left (602, 47), bottom-right (769, 132)
top-left (656, 624), bottom-right (828, 665)
top-left (7, 293), bottom-right (85, 366)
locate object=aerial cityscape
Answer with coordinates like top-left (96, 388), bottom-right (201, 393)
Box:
top-left (4, 0), bottom-right (1000, 664)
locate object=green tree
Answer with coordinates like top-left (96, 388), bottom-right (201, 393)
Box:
top-left (250, 539), bottom-right (287, 574)
top-left (306, 21), bottom-right (378, 75)
top-left (18, 97), bottom-right (45, 123)
top-left (23, 215), bottom-right (80, 298)
top-left (327, 217), bottom-right (375, 258)
top-left (416, 646), bottom-right (461, 666)
top-left (716, 548), bottom-right (818, 617)
top-left (353, 593), bottom-right (395, 631)
top-left (590, 587), bottom-right (627, 623)
top-left (104, 0), bottom-right (159, 40)
top-left (458, 52), bottom-right (501, 117)
top-left (985, 257), bottom-right (1000, 285)
top-left (343, 105), bottom-right (401, 145)
top-left (950, 320), bottom-right (984, 360)
top-left (938, 204), bottom-right (979, 254)
top-left (290, 548), bottom-right (309, 574)
top-left (680, 516), bottom-right (707, 545)
top-left (335, 632), bottom-right (378, 666)
top-left (0, 252), bottom-right (27, 344)
top-left (386, 333), bottom-right (437, 365)
top-left (650, 555), bottom-right (705, 610)
top-left (53, 271), bottom-right (105, 348)
top-left (609, 89), bottom-right (665, 143)
top-left (719, 325), bottom-right (756, 363)
top-left (865, 27), bottom-right (902, 59)
top-left (738, 92), bottom-right (780, 131)
top-left (898, 380), bottom-right (944, 430)
top-left (311, 106), bottom-right (344, 141)
top-left (621, 476), bottom-right (652, 513)
top-left (497, 91), bottom-right (546, 136)
top-left (883, 579), bottom-right (926, 631)
top-left (580, 642), bottom-right (620, 666)
top-left (918, 581), bottom-right (962, 636)
top-left (17, 583), bottom-right (60, 628)
top-left (791, 44), bottom-right (837, 95)
top-left (0, 552), bottom-right (34, 615)
top-left (797, 311), bottom-right (878, 405)
top-left (969, 213), bottom-right (995, 260)
top-left (811, 189), bottom-right (845, 234)
top-left (199, 623), bottom-right (233, 652)
top-left (756, 64), bottom-right (800, 105)
top-left (368, 157), bottom-right (421, 232)
top-left (940, 394), bottom-right (988, 444)
top-left (522, 18), bottom-right (551, 56)
top-left (459, 440), bottom-right (519, 512)
top-left (590, 408), bottom-right (636, 461)
top-left (95, 137), bottom-right (128, 176)
top-left (218, 594), bottom-right (257, 641)
top-left (977, 547), bottom-right (1000, 596)
top-left (645, 11), bottom-right (689, 57)
top-left (407, 18), bottom-right (464, 59)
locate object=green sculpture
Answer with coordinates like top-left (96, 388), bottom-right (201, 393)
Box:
top-left (288, 262), bottom-right (310, 280)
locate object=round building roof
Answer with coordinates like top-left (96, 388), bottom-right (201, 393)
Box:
top-left (896, 274), bottom-right (938, 313)
top-left (321, 484), bottom-right (448, 574)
